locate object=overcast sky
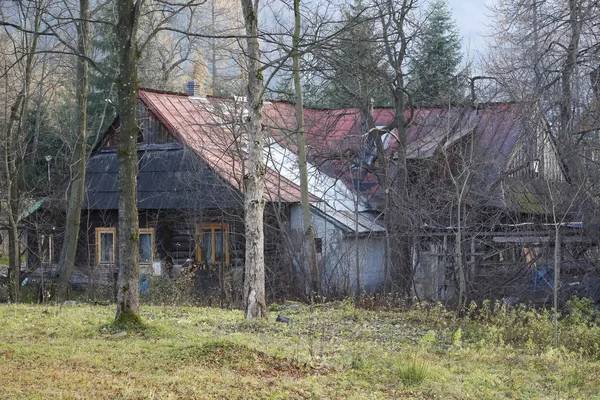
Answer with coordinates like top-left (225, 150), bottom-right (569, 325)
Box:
top-left (447, 0), bottom-right (496, 65)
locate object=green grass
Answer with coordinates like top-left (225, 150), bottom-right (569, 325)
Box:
top-left (396, 356), bottom-right (429, 386)
top-left (0, 301), bottom-right (598, 399)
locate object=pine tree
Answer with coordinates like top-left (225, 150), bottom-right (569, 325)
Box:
top-left (409, 0), bottom-right (463, 105)
top-left (312, 0), bottom-right (389, 110)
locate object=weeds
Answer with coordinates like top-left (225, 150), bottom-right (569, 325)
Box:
top-left (396, 356), bottom-right (429, 387)
top-left (461, 297), bottom-right (600, 358)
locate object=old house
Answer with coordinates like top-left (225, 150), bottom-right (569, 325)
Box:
top-left (25, 89), bottom-right (600, 304)
top-left (26, 88), bottom-right (387, 300)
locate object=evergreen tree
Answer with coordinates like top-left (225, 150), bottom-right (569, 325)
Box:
top-left (409, 0), bottom-right (463, 105)
top-left (87, 6), bottom-right (119, 139)
top-left (310, 0), bottom-right (390, 111)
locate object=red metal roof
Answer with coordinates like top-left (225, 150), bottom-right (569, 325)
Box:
top-left (140, 89), bottom-right (542, 210)
top-left (139, 90), bottom-right (311, 203)
top-left (262, 99), bottom-right (539, 208)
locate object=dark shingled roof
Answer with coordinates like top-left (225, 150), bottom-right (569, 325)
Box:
top-left (83, 144), bottom-right (241, 210)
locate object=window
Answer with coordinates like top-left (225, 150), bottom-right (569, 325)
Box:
top-left (139, 228), bottom-right (154, 264)
top-left (39, 234), bottom-right (53, 264)
top-left (314, 238), bottom-right (323, 254)
top-left (96, 228), bottom-right (116, 264)
top-left (532, 159), bottom-right (540, 175)
top-left (196, 223), bottom-right (229, 264)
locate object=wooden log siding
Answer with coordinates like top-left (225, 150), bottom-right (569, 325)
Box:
top-left (506, 128), bottom-right (565, 182)
top-left (136, 102), bottom-right (173, 144)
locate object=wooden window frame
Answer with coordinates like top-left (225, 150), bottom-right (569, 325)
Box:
top-left (196, 223), bottom-right (230, 264)
top-left (39, 233), bottom-right (53, 265)
top-left (96, 227), bottom-right (116, 264)
top-left (139, 228), bottom-right (155, 264)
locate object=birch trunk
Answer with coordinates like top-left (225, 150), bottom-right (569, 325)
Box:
top-left (241, 0), bottom-right (267, 318)
top-left (115, 0), bottom-right (141, 322)
top-left (292, 0), bottom-right (320, 298)
top-left (56, 0), bottom-right (90, 301)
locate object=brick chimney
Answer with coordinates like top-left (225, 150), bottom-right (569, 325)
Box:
top-left (186, 81), bottom-right (200, 96)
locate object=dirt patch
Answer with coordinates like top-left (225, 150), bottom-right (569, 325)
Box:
top-left (175, 339), bottom-right (326, 378)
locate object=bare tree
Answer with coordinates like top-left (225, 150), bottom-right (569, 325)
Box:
top-left (291, 0), bottom-right (320, 298)
top-left (55, 0), bottom-right (89, 301)
top-left (1, 0), bottom-right (43, 302)
top-left (374, 0), bottom-right (420, 299)
top-left (240, 0), bottom-right (267, 318)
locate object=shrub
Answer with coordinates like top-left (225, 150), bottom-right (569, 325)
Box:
top-left (419, 330), bottom-right (437, 348)
top-left (461, 298), bottom-right (600, 359)
top-left (403, 301), bottom-right (457, 330)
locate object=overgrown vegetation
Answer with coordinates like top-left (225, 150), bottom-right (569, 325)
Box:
top-left (0, 299), bottom-right (599, 398)
top-left (460, 298), bottom-right (600, 359)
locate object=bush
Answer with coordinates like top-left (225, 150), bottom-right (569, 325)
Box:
top-left (461, 298), bottom-right (600, 359)
top-left (140, 275), bottom-right (195, 305)
top-left (403, 301), bottom-right (457, 330)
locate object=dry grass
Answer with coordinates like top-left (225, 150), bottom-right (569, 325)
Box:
top-left (0, 301), bottom-right (598, 399)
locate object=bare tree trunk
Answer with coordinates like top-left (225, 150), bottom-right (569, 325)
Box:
top-left (448, 151), bottom-right (471, 308)
top-left (553, 229), bottom-right (561, 348)
top-left (374, 128), bottom-right (390, 294)
top-left (292, 0), bottom-right (320, 299)
top-left (559, 0), bottom-right (582, 184)
top-left (353, 188), bottom-right (360, 299)
top-left (388, 85), bottom-right (412, 299)
top-left (560, 0), bottom-right (580, 137)
top-left (6, 168), bottom-right (20, 303)
top-left (3, 6), bottom-right (41, 302)
top-left (31, 62), bottom-right (45, 159)
top-left (377, 0), bottom-right (415, 301)
top-left (56, 0), bottom-right (90, 301)
top-left (241, 0), bottom-right (267, 318)
top-left (455, 202), bottom-right (466, 308)
top-left (115, 0), bottom-right (141, 322)
top-left (211, 0), bottom-right (217, 94)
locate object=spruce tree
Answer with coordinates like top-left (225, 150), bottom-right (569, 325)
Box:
top-left (410, 0), bottom-right (463, 105)
top-left (311, 0), bottom-right (389, 110)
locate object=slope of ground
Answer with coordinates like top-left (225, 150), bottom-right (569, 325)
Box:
top-left (0, 301), bottom-right (598, 399)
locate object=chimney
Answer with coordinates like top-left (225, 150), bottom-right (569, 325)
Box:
top-left (186, 81), bottom-right (200, 97)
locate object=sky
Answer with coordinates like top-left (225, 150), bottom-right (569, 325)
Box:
top-left (447, 0), bottom-right (496, 64)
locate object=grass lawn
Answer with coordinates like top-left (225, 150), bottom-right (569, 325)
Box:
top-left (0, 301), bottom-right (598, 399)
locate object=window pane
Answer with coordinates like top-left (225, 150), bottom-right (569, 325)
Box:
top-left (100, 232), bottom-right (114, 263)
top-left (40, 234), bottom-right (52, 263)
top-left (202, 230), bottom-right (213, 262)
top-left (314, 238), bottom-right (323, 254)
top-left (139, 233), bottom-right (152, 263)
top-left (214, 231), bottom-right (224, 262)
